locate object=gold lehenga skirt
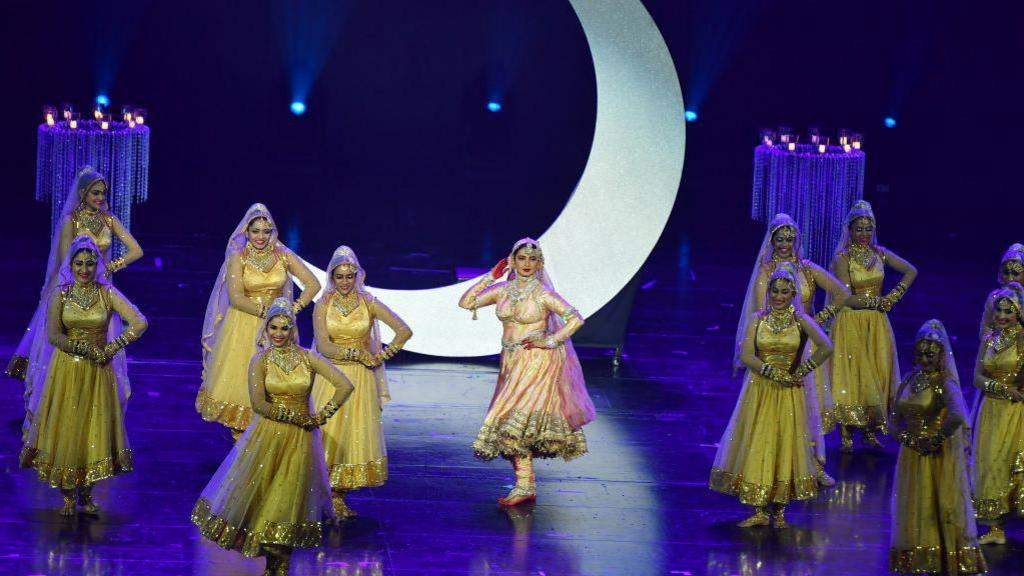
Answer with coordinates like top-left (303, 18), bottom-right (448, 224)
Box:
top-left (890, 436), bottom-right (986, 575)
top-left (972, 396), bottom-right (1024, 521)
top-left (472, 346), bottom-right (587, 461)
top-left (191, 416), bottom-right (331, 557)
top-left (830, 308), bottom-right (898, 430)
top-left (196, 307), bottom-right (261, 430)
top-left (312, 361), bottom-right (387, 490)
top-left (709, 373), bottom-right (819, 506)
top-left (19, 350), bottom-right (133, 488)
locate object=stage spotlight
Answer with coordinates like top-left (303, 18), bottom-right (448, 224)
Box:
top-left (95, 94), bottom-right (110, 106)
top-left (487, 101), bottom-right (502, 113)
top-left (290, 101), bottom-right (306, 115)
top-left (684, 110), bottom-right (698, 122)
top-left (884, 117), bottom-right (896, 128)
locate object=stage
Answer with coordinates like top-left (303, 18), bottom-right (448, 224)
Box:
top-left (0, 237), bottom-right (1018, 576)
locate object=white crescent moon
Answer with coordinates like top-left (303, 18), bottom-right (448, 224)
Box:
top-left (307, 0), bottom-right (685, 357)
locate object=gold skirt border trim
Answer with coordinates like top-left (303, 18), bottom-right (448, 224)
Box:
top-left (832, 403), bottom-right (887, 429)
top-left (19, 446), bottom-right (133, 489)
top-left (191, 498), bottom-right (322, 558)
top-left (195, 389), bottom-right (252, 431)
top-left (328, 458), bottom-right (388, 490)
top-left (889, 545), bottom-right (986, 575)
top-left (473, 409), bottom-right (588, 462)
top-left (974, 452), bottom-right (1024, 520)
top-left (709, 467), bottom-right (818, 506)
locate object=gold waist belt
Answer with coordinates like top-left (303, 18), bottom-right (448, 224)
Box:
top-left (247, 290), bottom-right (281, 302)
top-left (331, 338), bottom-right (369, 347)
top-left (269, 394), bottom-right (310, 417)
top-left (67, 328), bottom-right (106, 346)
top-left (853, 288), bottom-right (881, 297)
top-left (761, 356), bottom-right (794, 370)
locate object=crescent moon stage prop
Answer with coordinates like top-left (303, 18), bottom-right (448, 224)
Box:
top-left (306, 0), bottom-right (685, 357)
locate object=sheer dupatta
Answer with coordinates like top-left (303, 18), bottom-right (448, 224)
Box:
top-left (890, 319), bottom-right (978, 553)
top-left (200, 203), bottom-right (295, 378)
top-left (508, 238), bottom-right (595, 429)
top-left (18, 169), bottom-right (131, 429)
top-left (734, 213), bottom-right (805, 375)
top-left (23, 235), bottom-right (122, 437)
top-left (313, 245), bottom-right (390, 400)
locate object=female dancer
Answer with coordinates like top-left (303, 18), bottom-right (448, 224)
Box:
top-left (889, 319), bottom-right (985, 574)
top-left (830, 200), bottom-right (917, 451)
top-left (735, 213), bottom-right (850, 484)
top-left (9, 167), bottom-right (143, 439)
top-left (971, 283), bottom-right (1024, 545)
top-left (459, 238), bottom-right (595, 506)
top-left (196, 203), bottom-right (321, 439)
top-left (711, 262), bottom-right (833, 528)
top-left (312, 245), bottom-right (412, 519)
top-left (978, 243), bottom-right (1024, 337)
top-left (192, 297), bottom-right (353, 575)
top-left (20, 235), bottom-right (147, 515)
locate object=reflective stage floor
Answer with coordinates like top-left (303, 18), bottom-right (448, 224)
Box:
top-left (0, 237), bottom-right (1020, 575)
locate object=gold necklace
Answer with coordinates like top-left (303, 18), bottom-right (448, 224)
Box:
top-left (267, 345), bottom-right (302, 372)
top-left (847, 244), bottom-right (876, 268)
top-left (332, 291), bottom-right (360, 316)
top-left (764, 304), bottom-right (795, 333)
top-left (68, 282), bottom-right (101, 310)
top-left (244, 243), bottom-right (277, 272)
top-left (911, 369), bottom-right (941, 394)
top-left (993, 326), bottom-right (1021, 354)
top-left (75, 207), bottom-right (106, 237)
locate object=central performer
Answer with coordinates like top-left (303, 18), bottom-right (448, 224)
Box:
top-left (459, 238), bottom-right (595, 506)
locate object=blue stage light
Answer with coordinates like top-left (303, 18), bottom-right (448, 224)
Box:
top-left (95, 94), bottom-right (110, 106)
top-left (884, 117), bottom-right (896, 128)
top-left (487, 101), bottom-right (502, 113)
top-left (684, 110), bottom-right (698, 122)
top-left (290, 101), bottom-right (306, 115)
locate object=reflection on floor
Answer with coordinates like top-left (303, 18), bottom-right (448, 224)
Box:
top-left (0, 238), bottom-right (1019, 575)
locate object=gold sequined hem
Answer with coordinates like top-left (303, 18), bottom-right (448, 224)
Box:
top-left (974, 458), bottom-right (1024, 520)
top-left (709, 468), bottom-right (818, 506)
top-left (832, 403), bottom-right (887, 429)
top-left (5, 355), bottom-right (28, 380)
top-left (19, 446), bottom-right (133, 489)
top-left (191, 498), bottom-right (322, 558)
top-left (328, 458), bottom-right (387, 490)
top-left (195, 389), bottom-right (252, 430)
top-left (473, 409), bottom-right (588, 462)
top-left (889, 546), bottom-right (987, 574)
